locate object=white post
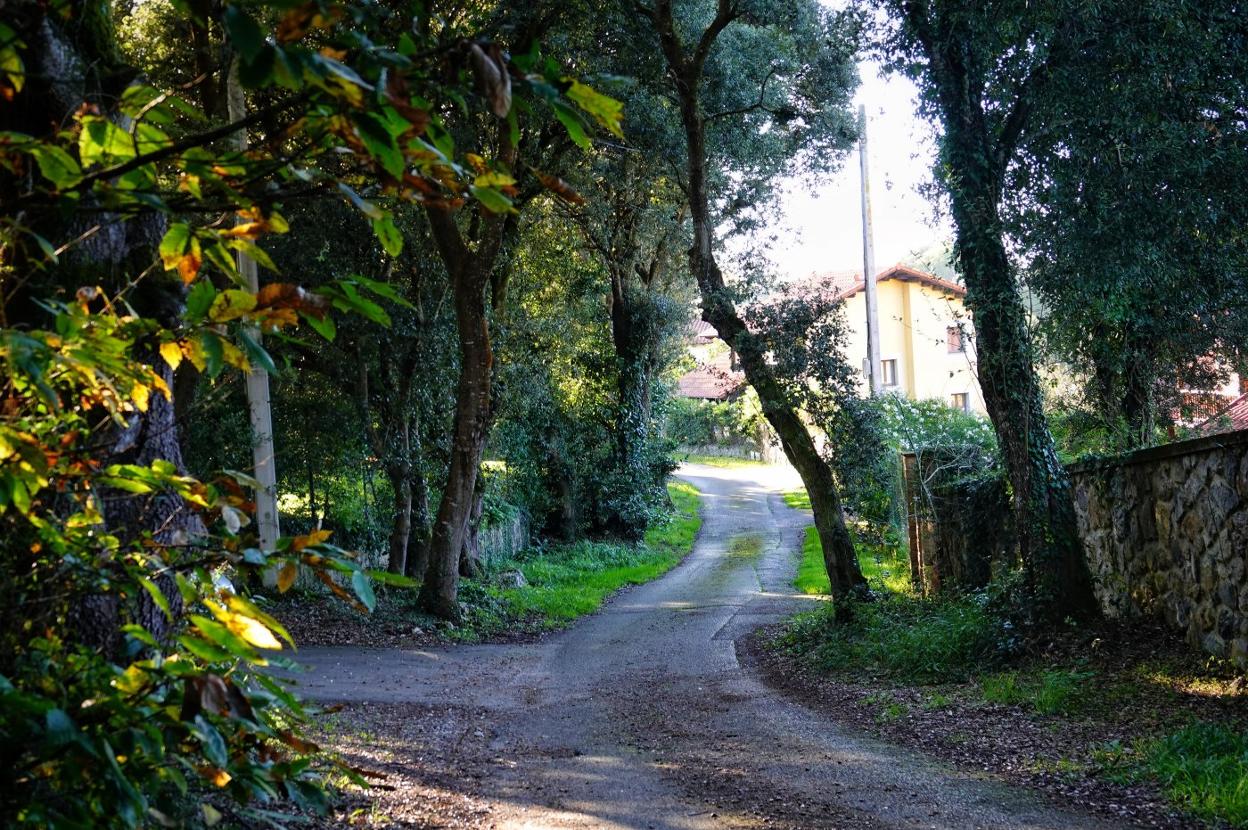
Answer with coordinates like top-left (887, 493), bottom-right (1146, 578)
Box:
top-left (859, 104), bottom-right (883, 396)
top-left (228, 60), bottom-right (280, 553)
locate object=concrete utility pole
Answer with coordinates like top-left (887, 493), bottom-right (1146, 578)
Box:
top-left (858, 104), bottom-right (883, 395)
top-left (228, 60), bottom-right (280, 552)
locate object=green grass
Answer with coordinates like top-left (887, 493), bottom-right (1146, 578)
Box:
top-left (778, 592), bottom-right (999, 684)
top-left (1098, 723), bottom-right (1248, 827)
top-left (781, 489), bottom-right (811, 510)
top-left (980, 669), bottom-right (1095, 715)
top-left (793, 526), bottom-right (912, 596)
top-left (680, 453), bottom-right (766, 468)
top-left (488, 480), bottom-right (701, 627)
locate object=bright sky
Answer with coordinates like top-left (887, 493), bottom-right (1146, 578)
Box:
top-left (768, 59), bottom-right (952, 278)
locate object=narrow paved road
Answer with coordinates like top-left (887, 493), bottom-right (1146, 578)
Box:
top-left (293, 463), bottom-right (1121, 829)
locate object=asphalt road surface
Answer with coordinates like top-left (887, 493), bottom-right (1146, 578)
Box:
top-left (290, 462), bottom-right (1122, 829)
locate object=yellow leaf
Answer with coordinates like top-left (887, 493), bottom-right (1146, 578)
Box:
top-left (159, 341), bottom-right (183, 371)
top-left (149, 370), bottom-right (171, 401)
top-left (220, 340), bottom-right (249, 371)
top-left (277, 561), bottom-right (298, 593)
top-left (205, 601), bottom-right (282, 650)
top-left (113, 664), bottom-right (148, 695)
top-left (130, 382), bottom-right (151, 412)
top-left (208, 768), bottom-right (232, 788)
top-left (208, 289), bottom-right (257, 323)
top-left (291, 528), bottom-right (333, 552)
top-left (182, 339), bottom-right (206, 372)
top-left (473, 171), bottom-right (516, 188)
top-left (178, 237), bottom-right (202, 285)
top-left (202, 804), bottom-right (223, 827)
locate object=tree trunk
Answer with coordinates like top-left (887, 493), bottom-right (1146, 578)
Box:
top-left (944, 139), bottom-right (1097, 620)
top-left (386, 464), bottom-right (412, 576)
top-left (649, 0), bottom-right (867, 601)
top-left (458, 487), bottom-right (486, 579)
top-left (8, 12), bottom-right (204, 654)
top-left (418, 204), bottom-right (507, 619)
top-left (606, 269), bottom-right (658, 539)
top-left (405, 447), bottom-right (433, 580)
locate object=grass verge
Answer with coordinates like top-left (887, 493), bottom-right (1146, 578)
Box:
top-left (783, 488), bottom-right (911, 596)
top-left (478, 480), bottom-right (702, 630)
top-left (680, 452), bottom-right (766, 468)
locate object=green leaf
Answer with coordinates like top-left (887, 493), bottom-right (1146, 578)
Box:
top-left (327, 282), bottom-right (391, 327)
top-left (0, 22), bottom-right (25, 94)
top-left (228, 238), bottom-right (278, 272)
top-left (365, 569), bottom-right (419, 588)
top-left (45, 708), bottom-right (77, 747)
top-left (193, 715), bottom-right (229, 767)
top-left (78, 118), bottom-right (135, 166)
top-left (354, 113), bottom-right (405, 178)
top-left (223, 6), bottom-right (266, 61)
top-left (200, 332), bottom-right (224, 379)
top-left (159, 223), bottom-right (191, 271)
top-left (371, 214), bottom-right (403, 257)
top-left (301, 310), bottom-right (336, 341)
top-left (351, 274), bottom-right (413, 308)
top-left (552, 101), bottom-right (590, 149)
top-left (30, 232), bottom-right (58, 264)
top-left (237, 329), bottom-right (277, 375)
top-left (139, 577), bottom-right (173, 622)
top-left (185, 279), bottom-right (216, 321)
top-left (351, 571), bottom-right (376, 612)
top-left (469, 184), bottom-right (517, 215)
top-left (29, 145), bottom-right (82, 188)
top-left (564, 80), bottom-right (624, 137)
top-left (177, 634), bottom-right (232, 663)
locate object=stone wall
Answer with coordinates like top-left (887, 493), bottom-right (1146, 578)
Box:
top-left (1069, 429), bottom-right (1248, 665)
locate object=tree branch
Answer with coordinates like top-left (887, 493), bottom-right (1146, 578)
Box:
top-left (706, 66), bottom-right (780, 123)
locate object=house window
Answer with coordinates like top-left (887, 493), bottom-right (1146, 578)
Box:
top-left (947, 326), bottom-right (964, 353)
top-left (951, 392), bottom-right (969, 412)
top-left (881, 359), bottom-right (898, 387)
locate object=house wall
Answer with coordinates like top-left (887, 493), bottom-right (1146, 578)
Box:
top-left (1069, 430), bottom-right (1248, 666)
top-left (841, 279), bottom-right (985, 413)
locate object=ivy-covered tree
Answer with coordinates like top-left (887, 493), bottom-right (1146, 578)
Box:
top-left (868, 0), bottom-right (1098, 620)
top-left (1005, 0), bottom-right (1248, 448)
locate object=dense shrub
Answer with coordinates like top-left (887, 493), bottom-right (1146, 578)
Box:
top-left (778, 592), bottom-right (1000, 683)
top-left (664, 391), bottom-right (766, 451)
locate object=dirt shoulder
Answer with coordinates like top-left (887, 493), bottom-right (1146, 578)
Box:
top-left (740, 621), bottom-right (1247, 830)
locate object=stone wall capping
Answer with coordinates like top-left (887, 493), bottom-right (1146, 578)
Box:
top-left (1067, 428), bottom-right (1248, 475)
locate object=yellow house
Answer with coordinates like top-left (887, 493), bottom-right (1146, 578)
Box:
top-left (813, 264), bottom-right (986, 414)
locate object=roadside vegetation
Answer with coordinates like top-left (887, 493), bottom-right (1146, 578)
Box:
top-left (276, 481), bottom-right (701, 645)
top-left (770, 484), bottom-right (1248, 827)
top-left (476, 481), bottom-right (701, 630)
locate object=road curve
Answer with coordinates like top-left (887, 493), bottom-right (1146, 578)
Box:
top-left (291, 462), bottom-right (1123, 830)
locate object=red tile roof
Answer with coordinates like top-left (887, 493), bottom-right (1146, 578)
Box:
top-left (806, 263), bottom-right (967, 301)
top-left (675, 351), bottom-right (745, 400)
top-left (689, 319), bottom-right (718, 342)
top-left (1195, 392), bottom-right (1248, 435)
